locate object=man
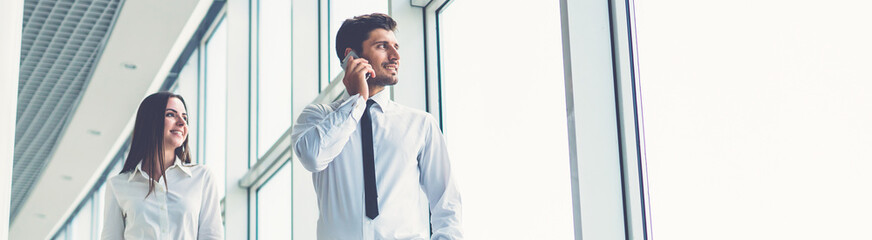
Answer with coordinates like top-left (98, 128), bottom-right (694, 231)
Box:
top-left (290, 13), bottom-right (463, 239)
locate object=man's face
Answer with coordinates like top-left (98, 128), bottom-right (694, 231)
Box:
top-left (360, 28), bottom-right (400, 86)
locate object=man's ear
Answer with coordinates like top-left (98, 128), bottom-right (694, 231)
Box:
top-left (344, 48), bottom-right (354, 58)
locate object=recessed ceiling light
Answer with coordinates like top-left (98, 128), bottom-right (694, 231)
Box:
top-left (122, 62), bottom-right (137, 70)
top-left (87, 129), bottom-right (101, 136)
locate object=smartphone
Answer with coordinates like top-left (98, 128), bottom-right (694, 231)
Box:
top-left (342, 50), bottom-right (371, 79)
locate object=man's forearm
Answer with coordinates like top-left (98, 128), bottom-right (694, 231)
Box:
top-left (291, 95), bottom-right (367, 172)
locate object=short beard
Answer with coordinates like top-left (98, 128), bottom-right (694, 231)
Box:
top-left (367, 76), bottom-right (398, 87)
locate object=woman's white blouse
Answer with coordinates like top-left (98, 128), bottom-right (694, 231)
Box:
top-left (101, 160), bottom-right (224, 240)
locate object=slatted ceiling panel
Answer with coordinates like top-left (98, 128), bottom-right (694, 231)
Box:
top-left (12, 0), bottom-right (121, 221)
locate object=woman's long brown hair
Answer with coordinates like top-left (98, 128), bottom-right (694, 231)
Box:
top-left (120, 92), bottom-right (191, 197)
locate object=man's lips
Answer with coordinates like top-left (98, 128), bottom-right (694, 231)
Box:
top-left (384, 63), bottom-right (399, 71)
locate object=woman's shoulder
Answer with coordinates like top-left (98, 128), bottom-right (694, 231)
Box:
top-left (182, 163), bottom-right (217, 178)
top-left (105, 171), bottom-right (136, 189)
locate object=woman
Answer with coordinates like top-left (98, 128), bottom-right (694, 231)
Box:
top-left (102, 92), bottom-right (223, 240)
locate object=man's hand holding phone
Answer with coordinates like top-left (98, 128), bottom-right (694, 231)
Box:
top-left (342, 51), bottom-right (376, 99)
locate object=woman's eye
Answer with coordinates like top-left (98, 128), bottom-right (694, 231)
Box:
top-left (166, 112), bottom-right (174, 117)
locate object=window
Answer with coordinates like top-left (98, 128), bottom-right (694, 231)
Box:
top-left (438, 0), bottom-right (573, 238)
top-left (54, 228), bottom-right (69, 240)
top-left (290, 1), bottom-right (321, 238)
top-left (290, 0), bottom-right (319, 119)
top-left (50, 148), bottom-right (124, 240)
top-left (256, 163), bottom-right (292, 239)
top-left (93, 181), bottom-right (107, 238)
top-left (254, 0), bottom-right (292, 160)
top-left (204, 18), bottom-right (228, 198)
top-left (175, 48), bottom-right (201, 163)
top-left (69, 196), bottom-right (92, 240)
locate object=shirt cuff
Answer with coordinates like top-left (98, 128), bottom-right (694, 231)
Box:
top-left (341, 93), bottom-right (367, 122)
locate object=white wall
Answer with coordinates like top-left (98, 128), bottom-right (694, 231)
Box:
top-left (1, 0), bottom-right (24, 238)
top-left (637, 0), bottom-right (872, 239)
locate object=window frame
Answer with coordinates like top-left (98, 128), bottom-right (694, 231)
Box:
top-left (557, 0), bottom-right (652, 238)
top-left (417, 0), bottom-right (653, 238)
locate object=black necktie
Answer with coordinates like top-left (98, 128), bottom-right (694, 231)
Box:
top-left (361, 99), bottom-right (379, 219)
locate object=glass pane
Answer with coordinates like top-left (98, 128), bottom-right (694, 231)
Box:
top-left (256, 0), bottom-right (292, 159)
top-left (439, 0), bottom-right (573, 239)
top-left (291, 159), bottom-right (317, 239)
top-left (256, 163), bottom-right (292, 239)
top-left (94, 154), bottom-right (123, 239)
top-left (93, 183), bottom-right (105, 239)
top-left (290, 1), bottom-right (320, 238)
top-left (54, 227), bottom-right (68, 240)
top-left (70, 197), bottom-right (93, 239)
top-left (636, 0), bottom-right (872, 239)
top-left (205, 18), bottom-right (228, 198)
top-left (175, 48), bottom-right (200, 163)
top-left (327, 0), bottom-right (388, 84)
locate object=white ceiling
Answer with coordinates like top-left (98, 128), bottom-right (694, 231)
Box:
top-left (10, 0), bottom-right (212, 239)
top-left (13, 0), bottom-right (122, 222)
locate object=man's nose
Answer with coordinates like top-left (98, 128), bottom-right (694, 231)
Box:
top-left (388, 47), bottom-right (400, 61)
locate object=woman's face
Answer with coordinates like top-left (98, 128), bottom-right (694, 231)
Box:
top-left (163, 97), bottom-right (188, 150)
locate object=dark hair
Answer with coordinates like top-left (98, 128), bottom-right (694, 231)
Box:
top-left (120, 92), bottom-right (191, 197)
top-left (335, 13), bottom-right (397, 62)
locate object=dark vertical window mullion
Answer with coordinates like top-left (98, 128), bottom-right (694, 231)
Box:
top-left (433, 0), bottom-right (452, 131)
top-left (605, 0), bottom-right (632, 239)
top-left (623, 0), bottom-right (650, 238)
top-left (316, 0), bottom-right (322, 92)
top-left (421, 7), bottom-right (430, 113)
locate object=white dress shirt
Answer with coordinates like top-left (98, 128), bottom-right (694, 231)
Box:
top-left (101, 159), bottom-right (224, 240)
top-left (292, 91), bottom-right (463, 240)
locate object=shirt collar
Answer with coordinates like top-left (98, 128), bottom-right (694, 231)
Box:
top-left (128, 157), bottom-right (193, 181)
top-left (368, 89), bottom-right (393, 112)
